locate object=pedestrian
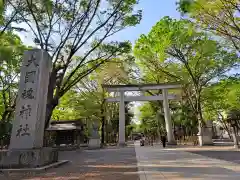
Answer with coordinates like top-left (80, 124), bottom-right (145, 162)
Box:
top-left (161, 130), bottom-right (167, 148)
top-left (140, 134), bottom-right (145, 146)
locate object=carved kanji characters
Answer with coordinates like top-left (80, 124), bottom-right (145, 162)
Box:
top-left (21, 88), bottom-right (34, 99)
top-left (24, 71), bottom-right (36, 83)
top-left (16, 124), bottom-right (30, 137)
top-left (16, 125), bottom-right (23, 137)
top-left (26, 53), bottom-right (39, 67)
top-left (19, 105), bottom-right (32, 120)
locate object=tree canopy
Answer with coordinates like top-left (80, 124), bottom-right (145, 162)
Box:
top-left (134, 17), bottom-right (239, 126)
top-left (2, 0), bottom-right (240, 147)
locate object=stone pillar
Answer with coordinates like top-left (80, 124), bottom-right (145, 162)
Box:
top-left (0, 49), bottom-right (58, 169)
top-left (162, 89), bottom-right (176, 145)
top-left (88, 120), bottom-right (101, 149)
top-left (198, 120), bottom-right (213, 146)
top-left (10, 49), bottom-right (52, 149)
top-left (118, 91), bottom-right (126, 146)
top-left (76, 132), bottom-right (81, 148)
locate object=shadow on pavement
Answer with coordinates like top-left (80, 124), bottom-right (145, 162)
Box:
top-left (0, 146), bottom-right (140, 180)
top-left (138, 165), bottom-right (239, 180)
top-left (187, 150), bottom-right (240, 164)
top-left (136, 146), bottom-right (240, 179)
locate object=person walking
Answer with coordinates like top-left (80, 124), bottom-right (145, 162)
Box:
top-left (161, 130), bottom-right (167, 148)
top-left (140, 134), bottom-right (145, 146)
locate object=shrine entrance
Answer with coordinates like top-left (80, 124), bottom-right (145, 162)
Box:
top-left (102, 83), bottom-right (181, 146)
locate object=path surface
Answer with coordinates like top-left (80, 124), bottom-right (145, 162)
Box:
top-left (135, 141), bottom-right (240, 180)
top-left (1, 142), bottom-right (240, 180)
top-left (0, 145), bottom-right (139, 180)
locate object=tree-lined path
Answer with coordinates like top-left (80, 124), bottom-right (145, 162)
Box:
top-left (1, 0), bottom-right (240, 179)
top-left (1, 142), bottom-right (240, 180)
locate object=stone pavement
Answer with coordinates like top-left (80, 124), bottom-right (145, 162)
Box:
top-left (134, 141), bottom-right (240, 180)
top-left (0, 145), bottom-right (139, 180)
top-left (1, 142), bottom-right (240, 180)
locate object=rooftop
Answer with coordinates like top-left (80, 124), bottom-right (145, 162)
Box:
top-left (102, 83), bottom-right (182, 92)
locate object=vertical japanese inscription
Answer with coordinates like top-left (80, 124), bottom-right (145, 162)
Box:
top-left (16, 52), bottom-right (39, 138)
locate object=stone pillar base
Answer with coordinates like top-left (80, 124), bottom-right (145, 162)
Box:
top-left (198, 121), bottom-right (213, 146)
top-left (0, 147), bottom-right (58, 169)
top-left (88, 138), bottom-right (101, 149)
top-left (234, 145), bottom-right (239, 149)
top-left (118, 142), bottom-right (127, 147)
top-left (167, 140), bottom-right (177, 145)
top-left (198, 135), bottom-right (213, 146)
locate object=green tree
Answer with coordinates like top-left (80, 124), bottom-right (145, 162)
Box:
top-left (52, 56), bottom-right (135, 144)
top-left (138, 102), bottom-right (164, 140)
top-left (0, 0), bottom-right (27, 35)
top-left (134, 17), bottom-right (239, 144)
top-left (177, 0), bottom-right (240, 52)
top-left (7, 0), bottom-right (142, 127)
top-left (0, 32), bottom-right (26, 142)
top-left (202, 76), bottom-right (240, 145)
top-left (0, 32), bottom-right (26, 122)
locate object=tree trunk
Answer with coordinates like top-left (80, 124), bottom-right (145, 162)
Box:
top-left (101, 117), bottom-right (105, 145)
top-left (222, 121), bottom-right (232, 139)
top-left (197, 107), bottom-right (205, 146)
top-left (45, 69), bottom-right (58, 129)
top-left (232, 126), bottom-right (239, 148)
top-left (100, 102), bottom-right (105, 145)
top-left (196, 95), bottom-right (206, 146)
top-left (218, 113), bottom-right (232, 139)
top-left (45, 102), bottom-right (56, 129)
top-left (198, 121), bottom-right (204, 146)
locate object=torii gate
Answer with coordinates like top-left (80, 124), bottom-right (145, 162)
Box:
top-left (102, 83), bottom-right (181, 146)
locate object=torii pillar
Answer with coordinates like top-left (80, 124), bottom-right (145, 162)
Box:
top-left (118, 91), bottom-right (126, 146)
top-left (163, 89), bottom-right (176, 145)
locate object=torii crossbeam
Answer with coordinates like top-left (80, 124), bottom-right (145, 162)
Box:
top-left (102, 83), bottom-right (182, 146)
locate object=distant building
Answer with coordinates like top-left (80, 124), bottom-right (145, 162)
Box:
top-left (45, 120), bottom-right (87, 147)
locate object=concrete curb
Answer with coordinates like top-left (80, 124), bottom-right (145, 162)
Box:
top-left (0, 160), bottom-right (69, 173)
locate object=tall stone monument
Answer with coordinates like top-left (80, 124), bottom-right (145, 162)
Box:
top-left (0, 49), bottom-right (58, 169)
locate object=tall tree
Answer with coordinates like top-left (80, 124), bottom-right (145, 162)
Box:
top-left (134, 17), bottom-right (239, 144)
top-left (138, 102), bottom-right (163, 140)
top-left (6, 0), bottom-right (142, 127)
top-left (202, 76), bottom-right (240, 142)
top-left (52, 56), bottom-right (135, 144)
top-left (0, 32), bottom-right (26, 141)
top-left (0, 32), bottom-right (26, 122)
top-left (177, 0), bottom-right (240, 52)
top-left (0, 0), bottom-right (26, 35)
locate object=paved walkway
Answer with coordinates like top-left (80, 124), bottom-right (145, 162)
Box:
top-left (1, 142), bottom-right (240, 180)
top-left (134, 141), bottom-right (240, 180)
top-left (0, 145), bottom-right (139, 180)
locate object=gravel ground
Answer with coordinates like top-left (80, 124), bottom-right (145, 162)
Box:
top-left (0, 145), bottom-right (139, 180)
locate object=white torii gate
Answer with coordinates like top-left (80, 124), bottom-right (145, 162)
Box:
top-left (102, 83), bottom-right (181, 146)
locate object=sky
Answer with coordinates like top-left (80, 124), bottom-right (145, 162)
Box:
top-left (19, 0), bottom-right (181, 47)
top-left (111, 0), bottom-right (181, 44)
